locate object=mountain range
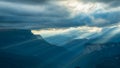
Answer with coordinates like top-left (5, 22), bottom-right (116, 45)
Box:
top-left (0, 29), bottom-right (120, 68)
top-left (0, 29), bottom-right (72, 68)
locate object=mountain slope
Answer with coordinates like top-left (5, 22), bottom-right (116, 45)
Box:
top-left (0, 29), bottom-right (70, 68)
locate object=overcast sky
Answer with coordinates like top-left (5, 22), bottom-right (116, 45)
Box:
top-left (0, 0), bottom-right (119, 29)
top-left (0, 0), bottom-right (120, 45)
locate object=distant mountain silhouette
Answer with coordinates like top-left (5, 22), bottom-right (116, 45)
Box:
top-left (0, 29), bottom-right (70, 68)
top-left (45, 34), bottom-right (77, 46)
top-left (0, 29), bottom-right (37, 47)
top-left (62, 32), bottom-right (120, 68)
top-left (63, 27), bottom-right (120, 48)
top-left (1, 29), bottom-right (120, 68)
top-left (72, 42), bottom-right (120, 68)
top-left (63, 39), bottom-right (88, 49)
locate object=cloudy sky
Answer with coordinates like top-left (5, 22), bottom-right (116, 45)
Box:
top-left (0, 0), bottom-right (120, 45)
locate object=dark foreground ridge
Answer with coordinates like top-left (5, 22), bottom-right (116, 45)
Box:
top-left (0, 29), bottom-right (69, 68)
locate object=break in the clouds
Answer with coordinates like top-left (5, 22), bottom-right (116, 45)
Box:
top-left (0, 0), bottom-right (120, 29)
top-left (80, 0), bottom-right (120, 7)
top-left (32, 26), bottom-right (103, 45)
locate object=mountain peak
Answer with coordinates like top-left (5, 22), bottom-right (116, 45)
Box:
top-left (0, 29), bottom-right (42, 47)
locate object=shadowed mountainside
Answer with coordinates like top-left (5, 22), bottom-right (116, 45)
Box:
top-left (62, 35), bottom-right (120, 68)
top-left (0, 29), bottom-right (71, 68)
top-left (1, 29), bottom-right (120, 68)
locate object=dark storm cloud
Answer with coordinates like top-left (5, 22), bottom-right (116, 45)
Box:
top-left (0, 0), bottom-right (48, 4)
top-left (0, 1), bottom-right (68, 17)
top-left (90, 11), bottom-right (120, 27)
top-left (0, 1), bottom-right (71, 29)
top-left (0, 10), bottom-right (120, 29)
top-left (69, 11), bottom-right (120, 27)
top-left (0, 0), bottom-right (120, 29)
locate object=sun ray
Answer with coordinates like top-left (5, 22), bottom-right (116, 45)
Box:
top-left (60, 0), bottom-right (98, 16)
